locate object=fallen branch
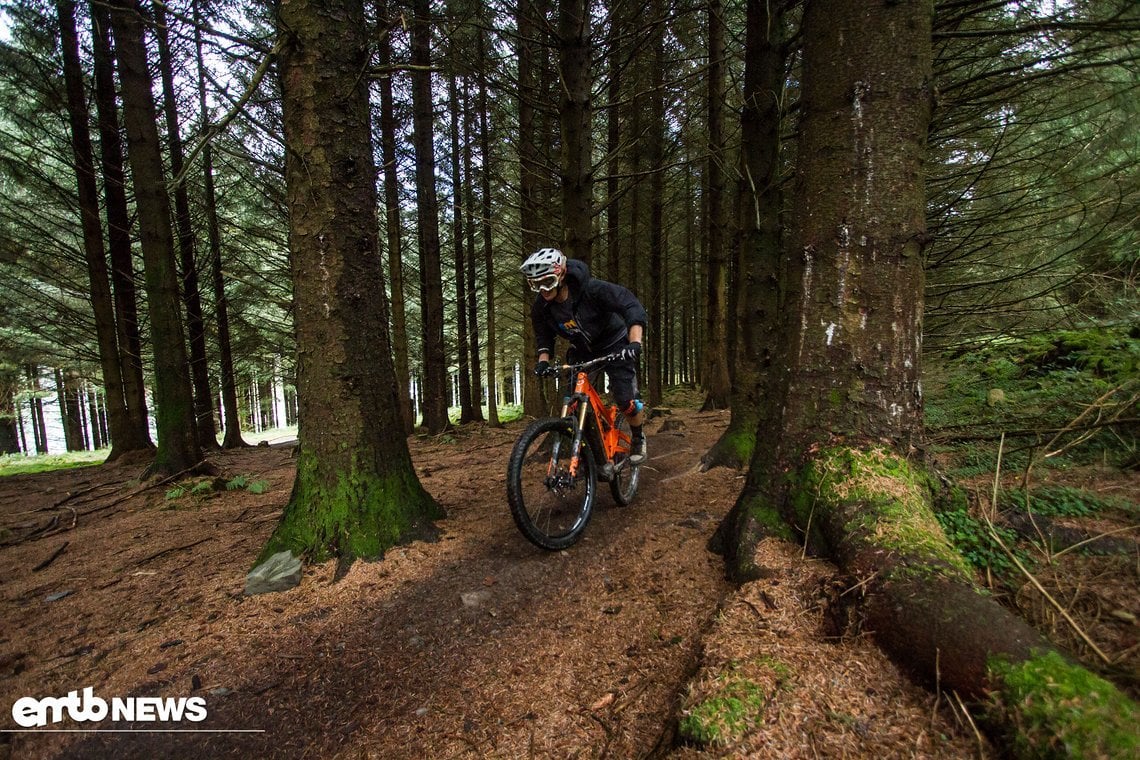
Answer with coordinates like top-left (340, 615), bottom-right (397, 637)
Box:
top-left (32, 542), bottom-right (69, 572)
top-left (131, 537), bottom-right (213, 569)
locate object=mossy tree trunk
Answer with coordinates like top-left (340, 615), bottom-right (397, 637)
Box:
top-left (267, 0), bottom-right (443, 566)
top-left (702, 0), bottom-right (787, 472)
top-left (714, 1), bottom-right (1139, 754)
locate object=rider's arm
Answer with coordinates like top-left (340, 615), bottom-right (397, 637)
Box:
top-left (627, 324), bottom-right (643, 345)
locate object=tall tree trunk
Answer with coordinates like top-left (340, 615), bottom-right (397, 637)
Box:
top-left (700, 0), bottom-right (731, 411)
top-left (518, 0), bottom-right (545, 417)
top-left (702, 0), bottom-right (786, 471)
top-left (267, 0), bottom-right (443, 566)
top-left (0, 369), bottom-right (21, 454)
top-left (715, 0), bottom-right (1138, 751)
top-left (27, 366), bottom-right (48, 454)
top-left (604, 1), bottom-right (623, 284)
top-left (193, 0), bottom-right (247, 449)
top-left (55, 0), bottom-right (137, 460)
top-left (59, 369), bottom-right (85, 452)
top-left (559, 0), bottom-right (592, 266)
top-left (90, 2), bottom-right (153, 453)
top-left (477, 27), bottom-right (499, 427)
top-left (154, 1), bottom-right (217, 450)
top-left (376, 0), bottom-right (414, 434)
top-left (109, 0), bottom-right (202, 476)
top-left (448, 73), bottom-right (475, 424)
top-left (461, 78), bottom-right (485, 422)
top-left (410, 0), bottom-right (450, 433)
top-left (646, 0), bottom-right (665, 407)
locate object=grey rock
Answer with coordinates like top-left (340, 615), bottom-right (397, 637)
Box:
top-left (245, 551), bottom-right (302, 595)
top-left (460, 590), bottom-right (492, 608)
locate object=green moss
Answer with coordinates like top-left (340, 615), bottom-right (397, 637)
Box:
top-left (788, 446), bottom-right (973, 580)
top-left (259, 450), bottom-right (443, 565)
top-left (986, 650), bottom-right (1140, 759)
top-left (680, 658), bottom-right (792, 746)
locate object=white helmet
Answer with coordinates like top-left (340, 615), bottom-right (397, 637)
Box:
top-left (520, 247), bottom-right (566, 292)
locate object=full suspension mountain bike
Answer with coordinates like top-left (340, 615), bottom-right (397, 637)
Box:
top-left (506, 354), bottom-right (642, 550)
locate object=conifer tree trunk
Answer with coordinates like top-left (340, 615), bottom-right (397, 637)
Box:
top-left (702, 0), bottom-right (785, 470)
top-left (154, 1), bottom-right (217, 450)
top-left (90, 2), bottom-right (153, 453)
top-left (193, 0), bottom-right (246, 449)
top-left (448, 73), bottom-right (475, 424)
top-left (55, 0), bottom-right (137, 460)
top-left (410, 0), bottom-right (450, 433)
top-left (109, 0), bottom-right (202, 476)
top-left (476, 27), bottom-right (499, 427)
top-left (0, 369), bottom-right (21, 454)
top-left (376, 1), bottom-right (414, 433)
top-left (461, 78), bottom-right (484, 422)
top-left (266, 0), bottom-right (443, 565)
top-left (700, 0), bottom-right (731, 411)
top-left (559, 0), bottom-right (592, 266)
top-left (518, 0), bottom-right (545, 417)
top-left (646, 0), bottom-right (665, 407)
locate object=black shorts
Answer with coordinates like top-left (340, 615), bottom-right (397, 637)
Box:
top-left (565, 351), bottom-right (640, 411)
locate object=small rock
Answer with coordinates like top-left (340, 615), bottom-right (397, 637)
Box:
top-left (986, 388), bottom-right (1007, 406)
top-left (245, 551), bottom-right (302, 595)
top-left (460, 590), bottom-right (492, 608)
top-left (45, 590), bottom-right (74, 603)
top-left (209, 687), bottom-right (232, 697)
top-left (414, 707), bottom-right (429, 717)
top-left (159, 639), bottom-right (183, 649)
top-left (147, 663), bottom-right (167, 675)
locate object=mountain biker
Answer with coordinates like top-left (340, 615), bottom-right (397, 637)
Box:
top-left (521, 247), bottom-right (649, 464)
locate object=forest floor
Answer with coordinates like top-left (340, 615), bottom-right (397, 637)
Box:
top-left (0, 406), bottom-right (1136, 759)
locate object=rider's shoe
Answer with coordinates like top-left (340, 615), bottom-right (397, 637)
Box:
top-left (629, 434), bottom-right (647, 465)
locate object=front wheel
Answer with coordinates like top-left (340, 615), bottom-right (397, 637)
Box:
top-left (507, 417), bottom-right (597, 550)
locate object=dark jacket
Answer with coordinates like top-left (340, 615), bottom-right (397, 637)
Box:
top-left (531, 259), bottom-right (648, 359)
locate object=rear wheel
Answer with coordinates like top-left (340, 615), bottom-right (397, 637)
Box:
top-left (507, 417), bottom-right (596, 550)
top-left (609, 412), bottom-right (640, 506)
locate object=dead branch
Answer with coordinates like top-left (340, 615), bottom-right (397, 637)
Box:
top-left (32, 542), bottom-right (69, 572)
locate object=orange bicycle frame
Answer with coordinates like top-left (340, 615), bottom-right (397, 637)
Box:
top-left (560, 370), bottom-right (632, 476)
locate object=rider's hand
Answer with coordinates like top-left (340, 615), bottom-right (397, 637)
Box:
top-left (534, 360), bottom-right (551, 377)
top-left (619, 341), bottom-right (642, 363)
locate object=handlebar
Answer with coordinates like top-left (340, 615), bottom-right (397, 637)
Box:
top-left (540, 353), bottom-right (622, 378)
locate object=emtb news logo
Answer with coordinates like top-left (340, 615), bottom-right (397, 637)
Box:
top-left (11, 687), bottom-right (207, 728)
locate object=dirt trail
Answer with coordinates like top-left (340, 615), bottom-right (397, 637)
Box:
top-left (0, 410), bottom-right (983, 759)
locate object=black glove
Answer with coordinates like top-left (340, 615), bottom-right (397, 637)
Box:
top-left (618, 341), bottom-right (642, 363)
top-left (534, 360), bottom-right (551, 377)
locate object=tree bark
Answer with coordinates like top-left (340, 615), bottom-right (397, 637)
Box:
top-left (410, 0), bottom-right (451, 433)
top-left (90, 2), bottom-right (153, 454)
top-left (154, 1), bottom-right (218, 450)
top-left (461, 77), bottom-right (484, 423)
top-left (109, 0), bottom-right (202, 476)
top-left (376, 0), bottom-right (414, 434)
top-left (476, 27), bottom-right (499, 427)
top-left (55, 0), bottom-right (136, 460)
top-left (267, 0), bottom-right (444, 565)
top-left (700, 0), bottom-right (731, 412)
top-left (646, 0), bottom-right (665, 407)
top-left (558, 0), bottom-right (592, 266)
top-left (448, 72), bottom-right (475, 424)
top-left (193, 0), bottom-right (247, 449)
top-left (702, 0), bottom-right (786, 471)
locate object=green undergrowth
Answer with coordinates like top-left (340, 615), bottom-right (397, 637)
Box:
top-left (934, 508), bottom-right (1030, 580)
top-left (0, 450), bottom-right (107, 476)
top-left (164, 474), bottom-right (270, 505)
top-left (926, 327), bottom-right (1138, 475)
